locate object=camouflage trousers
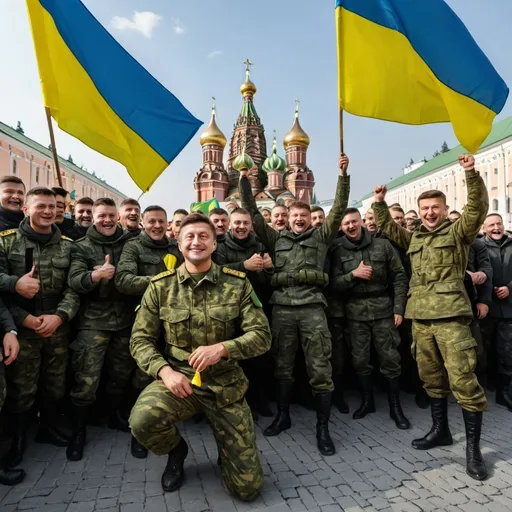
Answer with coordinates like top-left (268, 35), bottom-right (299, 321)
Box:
top-left (327, 317), bottom-right (347, 378)
top-left (129, 380), bottom-right (263, 501)
top-left (5, 329), bottom-right (68, 414)
top-left (347, 317), bottom-right (401, 379)
top-left (480, 318), bottom-right (512, 377)
top-left (272, 304), bottom-right (333, 394)
top-left (412, 317), bottom-right (487, 412)
top-left (70, 328), bottom-right (135, 407)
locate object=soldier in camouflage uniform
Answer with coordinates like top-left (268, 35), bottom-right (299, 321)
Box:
top-left (129, 213), bottom-right (271, 499)
top-left (66, 198), bottom-right (134, 461)
top-left (115, 205), bottom-right (182, 458)
top-left (0, 297), bottom-right (25, 485)
top-left (373, 154), bottom-right (489, 481)
top-left (239, 153), bottom-right (350, 456)
top-left (0, 187), bottom-right (80, 468)
top-left (331, 208), bottom-right (410, 429)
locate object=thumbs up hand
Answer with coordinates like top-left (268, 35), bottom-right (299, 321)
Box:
top-left (92, 254), bottom-right (116, 282)
top-left (15, 265), bottom-right (40, 298)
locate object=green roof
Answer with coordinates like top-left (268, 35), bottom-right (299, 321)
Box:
top-left (357, 116), bottom-right (512, 203)
top-left (0, 121), bottom-right (127, 198)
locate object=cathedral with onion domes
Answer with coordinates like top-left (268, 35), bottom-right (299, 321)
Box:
top-left (194, 61), bottom-right (316, 206)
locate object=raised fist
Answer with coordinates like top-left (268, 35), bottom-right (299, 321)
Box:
top-left (373, 185), bottom-right (387, 203)
top-left (459, 154), bottom-right (475, 171)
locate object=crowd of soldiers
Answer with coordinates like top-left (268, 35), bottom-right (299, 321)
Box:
top-left (0, 150), bottom-right (510, 499)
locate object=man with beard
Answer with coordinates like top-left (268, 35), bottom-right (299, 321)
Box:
top-left (0, 187), bottom-right (80, 468)
top-left (66, 198), bottom-right (134, 461)
top-left (170, 209), bottom-right (188, 239)
top-left (482, 214), bottom-right (512, 411)
top-left (129, 213), bottom-right (271, 498)
top-left (74, 197), bottom-right (94, 239)
top-left (214, 208), bottom-right (273, 417)
top-left (372, 154), bottom-right (489, 480)
top-left (311, 206), bottom-right (326, 229)
top-left (0, 176), bottom-right (25, 231)
top-left (208, 208), bottom-right (230, 244)
top-left (331, 208), bottom-right (409, 429)
top-left (116, 205), bottom-right (183, 458)
top-left (363, 209), bottom-right (378, 233)
top-left (51, 187), bottom-right (82, 240)
top-left (240, 154), bottom-right (350, 456)
top-left (271, 205), bottom-right (289, 232)
top-left (119, 199), bottom-right (142, 237)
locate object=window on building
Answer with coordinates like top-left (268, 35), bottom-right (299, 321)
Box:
top-left (492, 199), bottom-right (499, 211)
top-left (445, 185), bottom-right (448, 193)
top-left (47, 168), bottom-right (50, 185)
top-left (12, 159), bottom-right (17, 175)
top-left (494, 168), bottom-right (499, 175)
top-left (506, 197), bottom-right (511, 214)
top-left (36, 167), bottom-right (40, 184)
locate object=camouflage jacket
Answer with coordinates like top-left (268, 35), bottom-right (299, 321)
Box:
top-left (213, 232), bottom-right (273, 305)
top-left (373, 169), bottom-right (488, 320)
top-left (331, 228), bottom-right (408, 321)
top-left (0, 220), bottom-right (80, 330)
top-left (0, 296), bottom-right (17, 334)
top-left (240, 173), bottom-right (350, 307)
top-left (324, 232), bottom-right (345, 319)
top-left (115, 232), bottom-right (182, 298)
top-left (130, 263), bottom-right (271, 408)
top-left (68, 226), bottom-right (133, 330)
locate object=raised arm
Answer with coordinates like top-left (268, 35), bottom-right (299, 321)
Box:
top-left (115, 242), bottom-right (151, 296)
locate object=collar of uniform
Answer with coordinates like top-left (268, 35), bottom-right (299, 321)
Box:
top-left (176, 262), bottom-right (218, 284)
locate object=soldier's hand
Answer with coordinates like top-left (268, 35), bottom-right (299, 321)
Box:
top-left (373, 185), bottom-right (387, 202)
top-left (159, 366), bottom-right (193, 399)
top-left (34, 314), bottom-right (63, 338)
top-left (339, 153), bottom-right (349, 175)
top-left (459, 154), bottom-right (475, 171)
top-left (262, 253), bottom-right (273, 269)
top-left (495, 286), bottom-right (510, 300)
top-left (467, 270), bottom-right (487, 286)
top-left (23, 314), bottom-right (43, 331)
top-left (244, 254), bottom-right (264, 272)
top-left (3, 332), bottom-right (20, 365)
top-left (394, 314), bottom-right (403, 328)
top-left (352, 261), bottom-right (373, 280)
top-left (189, 344), bottom-right (228, 372)
top-left (476, 303), bottom-right (489, 320)
top-left (15, 266), bottom-right (40, 299)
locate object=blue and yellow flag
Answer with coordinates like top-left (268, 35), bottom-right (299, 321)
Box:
top-left (26, 0), bottom-right (203, 192)
top-left (190, 198), bottom-right (220, 215)
top-left (336, 0), bottom-right (509, 154)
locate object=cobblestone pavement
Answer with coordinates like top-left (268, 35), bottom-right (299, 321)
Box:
top-left (1, 391), bottom-right (512, 512)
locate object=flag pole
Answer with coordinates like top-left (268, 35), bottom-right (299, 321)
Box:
top-left (45, 107), bottom-right (64, 187)
top-left (339, 107), bottom-right (344, 155)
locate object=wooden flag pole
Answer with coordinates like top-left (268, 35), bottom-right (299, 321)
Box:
top-left (45, 107), bottom-right (64, 187)
top-left (339, 107), bottom-right (344, 155)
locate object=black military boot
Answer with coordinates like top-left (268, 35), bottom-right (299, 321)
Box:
top-left (387, 378), bottom-right (411, 430)
top-left (264, 382), bottom-right (293, 437)
top-left (315, 393), bottom-right (336, 456)
top-left (252, 386), bottom-right (274, 418)
top-left (496, 374), bottom-right (512, 411)
top-left (107, 394), bottom-right (130, 432)
top-left (66, 405), bottom-right (88, 461)
top-left (412, 397), bottom-right (453, 450)
top-left (353, 375), bottom-right (375, 420)
top-left (35, 401), bottom-right (69, 447)
top-left (0, 467), bottom-right (26, 486)
top-left (161, 437), bottom-right (189, 492)
top-left (131, 435), bottom-right (148, 459)
top-left (415, 387), bottom-right (430, 410)
top-left (1, 413), bottom-right (27, 468)
top-left (333, 376), bottom-right (349, 414)
top-left (462, 409), bottom-right (488, 480)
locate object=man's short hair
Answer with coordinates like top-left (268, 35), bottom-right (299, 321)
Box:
top-left (388, 203), bottom-right (401, 208)
top-left (173, 209), bottom-right (189, 217)
top-left (389, 206), bottom-right (405, 214)
top-left (51, 187), bottom-right (68, 198)
top-left (417, 190), bottom-right (446, 205)
top-left (93, 197), bottom-right (116, 209)
top-left (120, 198), bottom-right (140, 209)
top-left (485, 213), bottom-right (503, 222)
top-left (449, 210), bottom-right (461, 216)
top-left (208, 208), bottom-right (228, 217)
top-left (0, 176), bottom-right (25, 189)
top-left (231, 207), bottom-right (251, 217)
top-left (342, 207), bottom-right (361, 218)
top-left (178, 213), bottom-right (216, 239)
top-left (311, 205), bottom-right (325, 214)
top-left (272, 204), bottom-right (288, 212)
top-left (288, 201), bottom-right (311, 212)
top-left (143, 205), bottom-right (167, 217)
top-left (405, 210), bottom-right (418, 216)
top-left (26, 187), bottom-right (55, 200)
top-left (76, 197), bottom-right (94, 206)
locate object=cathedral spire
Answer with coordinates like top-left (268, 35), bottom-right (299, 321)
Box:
top-left (199, 97), bottom-right (227, 148)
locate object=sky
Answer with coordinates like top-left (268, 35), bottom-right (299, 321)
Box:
top-left (0, 0), bottom-right (511, 211)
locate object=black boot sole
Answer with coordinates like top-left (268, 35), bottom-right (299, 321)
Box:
top-left (352, 406), bottom-right (376, 420)
top-left (466, 467), bottom-right (488, 481)
top-left (412, 437), bottom-right (453, 450)
top-left (263, 420), bottom-right (291, 437)
top-left (0, 469), bottom-right (26, 486)
top-left (162, 474), bottom-right (185, 493)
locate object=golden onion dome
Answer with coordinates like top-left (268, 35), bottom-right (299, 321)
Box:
top-left (240, 59), bottom-right (257, 97)
top-left (283, 101), bottom-right (310, 149)
top-left (199, 98), bottom-right (227, 148)
top-left (233, 144), bottom-right (255, 172)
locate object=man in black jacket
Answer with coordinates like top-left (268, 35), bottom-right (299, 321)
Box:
top-left (52, 187), bottom-right (82, 240)
top-left (0, 176), bottom-right (25, 231)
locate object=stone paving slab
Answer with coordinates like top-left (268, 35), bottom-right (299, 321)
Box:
top-left (1, 392), bottom-right (512, 512)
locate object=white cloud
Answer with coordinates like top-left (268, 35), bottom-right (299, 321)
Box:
top-left (171, 17), bottom-right (186, 35)
top-left (208, 50), bottom-right (223, 59)
top-left (110, 11), bottom-right (162, 38)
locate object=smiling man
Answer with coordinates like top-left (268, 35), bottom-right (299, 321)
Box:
top-left (74, 197), bottom-right (94, 238)
top-left (129, 213), bottom-right (271, 499)
top-left (270, 204), bottom-right (289, 232)
top-left (0, 176), bottom-right (25, 230)
top-left (51, 187), bottom-right (81, 240)
top-left (119, 198), bottom-right (142, 237)
top-left (208, 207), bottom-right (230, 244)
top-left (372, 154), bottom-right (490, 481)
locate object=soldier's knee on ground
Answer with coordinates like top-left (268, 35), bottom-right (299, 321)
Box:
top-left (228, 474), bottom-right (264, 502)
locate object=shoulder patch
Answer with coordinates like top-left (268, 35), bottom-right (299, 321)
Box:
top-left (151, 269), bottom-right (176, 282)
top-left (61, 235), bottom-right (74, 242)
top-left (0, 229), bottom-right (16, 237)
top-left (222, 267), bottom-right (246, 279)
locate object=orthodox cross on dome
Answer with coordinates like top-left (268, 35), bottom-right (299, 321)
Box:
top-left (212, 96), bottom-right (216, 113)
top-left (295, 99), bottom-right (300, 117)
top-left (243, 58), bottom-right (254, 80)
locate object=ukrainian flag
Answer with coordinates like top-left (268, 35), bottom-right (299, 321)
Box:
top-left (190, 198), bottom-right (220, 215)
top-left (26, 0), bottom-right (203, 192)
top-left (336, 0), bottom-right (509, 154)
